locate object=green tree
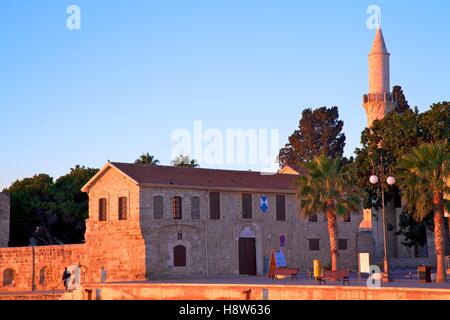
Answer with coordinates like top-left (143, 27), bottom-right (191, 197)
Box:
top-left (296, 155), bottom-right (364, 270)
top-left (134, 153), bottom-right (160, 165)
top-left (279, 106), bottom-right (346, 167)
top-left (392, 85), bottom-right (411, 114)
top-left (397, 142), bottom-right (450, 283)
top-left (53, 165), bottom-right (99, 243)
top-left (171, 155), bottom-right (199, 168)
top-left (5, 166), bottom-right (98, 246)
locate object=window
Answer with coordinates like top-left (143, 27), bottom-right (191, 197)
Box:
top-left (242, 193), bottom-right (252, 219)
top-left (153, 196), bottom-right (164, 219)
top-left (118, 197), bottom-right (128, 220)
top-left (276, 195), bottom-right (286, 221)
top-left (209, 192), bottom-right (220, 220)
top-left (309, 239), bottom-right (320, 251)
top-left (174, 245), bottom-right (186, 267)
top-left (338, 239), bottom-right (348, 251)
top-left (191, 197), bottom-right (200, 220)
top-left (98, 198), bottom-right (107, 221)
top-left (39, 267), bottom-right (47, 286)
top-left (308, 214), bottom-right (318, 223)
top-left (173, 196), bottom-right (182, 220)
top-left (343, 213), bottom-right (351, 223)
top-left (177, 232), bottom-right (183, 240)
top-left (2, 269), bottom-right (15, 287)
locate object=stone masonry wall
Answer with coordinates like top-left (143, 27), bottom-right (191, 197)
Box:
top-left (0, 244), bottom-right (86, 292)
top-left (139, 186), bottom-right (363, 279)
top-left (84, 166), bottom-right (146, 283)
top-left (0, 192), bottom-right (10, 248)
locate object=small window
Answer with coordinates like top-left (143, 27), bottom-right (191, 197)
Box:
top-left (177, 232), bottom-right (183, 240)
top-left (338, 239), bottom-right (348, 251)
top-left (2, 269), bottom-right (15, 287)
top-left (118, 197), bottom-right (128, 220)
top-left (153, 196), bottom-right (164, 219)
top-left (39, 267), bottom-right (47, 286)
top-left (173, 196), bottom-right (182, 220)
top-left (174, 245), bottom-right (186, 267)
top-left (242, 193), bottom-right (252, 219)
top-left (309, 239), bottom-right (320, 251)
top-left (343, 213), bottom-right (351, 223)
top-left (191, 197), bottom-right (200, 220)
top-left (209, 192), bottom-right (220, 220)
top-left (98, 198), bottom-right (107, 221)
top-left (308, 214), bottom-right (318, 223)
top-left (276, 195), bottom-right (286, 221)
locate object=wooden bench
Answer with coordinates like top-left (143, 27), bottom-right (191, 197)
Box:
top-left (269, 268), bottom-right (300, 280)
top-left (316, 270), bottom-right (350, 285)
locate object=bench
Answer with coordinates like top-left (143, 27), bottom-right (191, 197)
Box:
top-left (269, 268), bottom-right (300, 280)
top-left (316, 270), bottom-right (350, 285)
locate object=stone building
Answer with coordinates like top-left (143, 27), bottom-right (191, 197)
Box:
top-left (0, 193), bottom-right (10, 248)
top-left (80, 162), bottom-right (362, 280)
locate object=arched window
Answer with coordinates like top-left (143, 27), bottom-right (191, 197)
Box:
top-left (118, 197), bottom-right (128, 220)
top-left (99, 198), bottom-right (107, 221)
top-left (173, 196), bottom-right (182, 220)
top-left (153, 196), bottom-right (164, 219)
top-left (39, 267), bottom-right (47, 286)
top-left (3, 269), bottom-right (15, 287)
top-left (173, 245), bottom-right (186, 267)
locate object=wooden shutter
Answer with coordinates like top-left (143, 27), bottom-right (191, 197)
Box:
top-left (242, 193), bottom-right (252, 219)
top-left (309, 239), bottom-right (320, 251)
top-left (173, 196), bottom-right (182, 219)
top-left (118, 197), bottom-right (128, 220)
top-left (99, 198), bottom-right (107, 221)
top-left (276, 195), bottom-right (286, 221)
top-left (191, 197), bottom-right (200, 219)
top-left (209, 192), bottom-right (220, 220)
top-left (153, 196), bottom-right (164, 219)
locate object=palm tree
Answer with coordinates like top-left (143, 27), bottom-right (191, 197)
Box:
top-left (171, 155), bottom-right (199, 168)
top-left (397, 142), bottom-right (450, 283)
top-left (296, 155), bottom-right (364, 270)
top-left (135, 153), bottom-right (160, 165)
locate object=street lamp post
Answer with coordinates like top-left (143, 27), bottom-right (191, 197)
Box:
top-left (370, 150), bottom-right (395, 283)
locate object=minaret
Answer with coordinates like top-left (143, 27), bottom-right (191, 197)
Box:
top-left (363, 28), bottom-right (396, 127)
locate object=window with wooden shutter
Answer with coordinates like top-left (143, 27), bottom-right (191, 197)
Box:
top-left (276, 195), bottom-right (286, 221)
top-left (191, 196), bottom-right (200, 220)
top-left (209, 192), bottom-right (220, 220)
top-left (98, 198), bottom-right (107, 221)
top-left (118, 197), bottom-right (128, 220)
top-left (338, 239), bottom-right (348, 251)
top-left (173, 196), bottom-right (182, 220)
top-left (242, 193), bottom-right (252, 219)
top-left (343, 213), bottom-right (351, 222)
top-left (308, 213), bottom-right (318, 223)
top-left (308, 239), bottom-right (320, 251)
top-left (173, 245), bottom-right (186, 267)
top-left (153, 196), bottom-right (164, 219)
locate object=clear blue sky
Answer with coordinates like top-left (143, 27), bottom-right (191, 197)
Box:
top-left (1, 0), bottom-right (449, 189)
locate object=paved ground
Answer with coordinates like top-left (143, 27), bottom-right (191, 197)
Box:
top-left (108, 269), bottom-right (450, 290)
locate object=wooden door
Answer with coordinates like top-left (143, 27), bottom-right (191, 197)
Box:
top-left (239, 238), bottom-right (257, 276)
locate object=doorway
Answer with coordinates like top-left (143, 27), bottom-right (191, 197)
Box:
top-left (238, 238), bottom-right (257, 276)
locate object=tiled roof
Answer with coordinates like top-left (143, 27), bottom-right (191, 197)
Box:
top-left (110, 162), bottom-right (298, 192)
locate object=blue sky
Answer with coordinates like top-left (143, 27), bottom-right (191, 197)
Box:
top-left (0, 0), bottom-right (449, 189)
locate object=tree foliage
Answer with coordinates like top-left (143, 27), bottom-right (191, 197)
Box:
top-left (279, 106), bottom-right (346, 167)
top-left (5, 165), bottom-right (99, 247)
top-left (296, 155), bottom-right (364, 270)
top-left (134, 153), bottom-right (160, 165)
top-left (171, 155), bottom-right (199, 168)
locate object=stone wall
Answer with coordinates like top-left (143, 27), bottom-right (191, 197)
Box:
top-left (139, 186), bottom-right (363, 279)
top-left (0, 244), bottom-right (86, 292)
top-left (0, 192), bottom-right (10, 248)
top-left (84, 166), bottom-right (146, 283)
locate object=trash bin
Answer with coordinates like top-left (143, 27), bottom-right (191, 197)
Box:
top-left (417, 265), bottom-right (432, 283)
top-left (313, 260), bottom-right (322, 280)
